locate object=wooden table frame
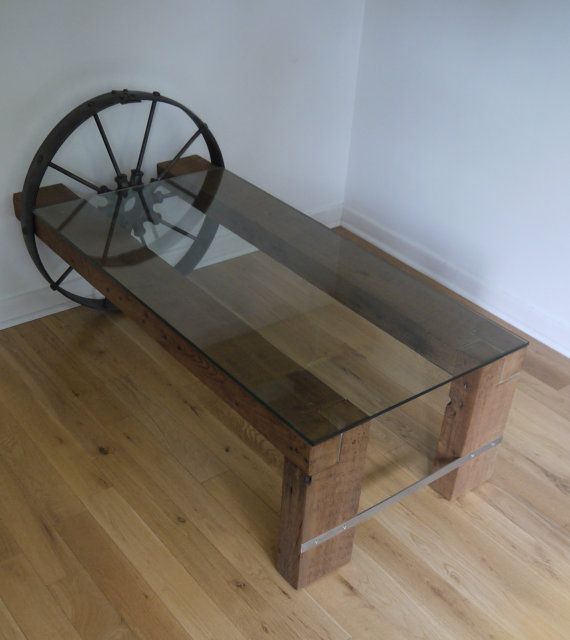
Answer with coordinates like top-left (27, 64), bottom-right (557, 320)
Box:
top-left (13, 164), bottom-right (526, 589)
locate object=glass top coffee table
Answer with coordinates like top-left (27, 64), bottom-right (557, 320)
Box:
top-left (17, 155), bottom-right (528, 588)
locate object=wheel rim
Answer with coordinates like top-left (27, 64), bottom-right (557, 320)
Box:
top-left (20, 89), bottom-right (224, 309)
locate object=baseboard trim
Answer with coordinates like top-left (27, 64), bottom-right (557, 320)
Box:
top-left (0, 273), bottom-right (98, 331)
top-left (342, 206), bottom-right (570, 358)
top-left (309, 203), bottom-right (344, 228)
top-left (0, 286), bottom-right (77, 331)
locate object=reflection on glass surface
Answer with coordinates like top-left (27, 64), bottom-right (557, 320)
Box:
top-left (36, 165), bottom-right (527, 444)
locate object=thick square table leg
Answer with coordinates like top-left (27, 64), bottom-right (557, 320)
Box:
top-left (276, 424), bottom-right (370, 589)
top-left (432, 348), bottom-right (526, 500)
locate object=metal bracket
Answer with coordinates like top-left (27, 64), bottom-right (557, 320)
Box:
top-left (300, 437), bottom-right (502, 554)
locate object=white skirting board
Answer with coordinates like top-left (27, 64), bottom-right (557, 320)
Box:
top-left (0, 280), bottom-right (85, 331)
top-left (342, 206), bottom-right (570, 358)
top-left (308, 202), bottom-right (344, 229)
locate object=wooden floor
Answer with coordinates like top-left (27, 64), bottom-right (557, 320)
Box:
top-left (1, 236), bottom-right (570, 639)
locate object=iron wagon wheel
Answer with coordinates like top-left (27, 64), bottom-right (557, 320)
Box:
top-left (19, 89), bottom-right (224, 310)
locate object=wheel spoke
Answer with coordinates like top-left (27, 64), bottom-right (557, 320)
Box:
top-left (93, 113), bottom-right (122, 179)
top-left (138, 232), bottom-right (149, 248)
top-left (53, 265), bottom-right (74, 288)
top-left (137, 189), bottom-right (160, 240)
top-left (139, 185), bottom-right (197, 240)
top-left (164, 179), bottom-right (200, 203)
top-left (48, 162), bottom-right (104, 192)
top-left (156, 128), bottom-right (203, 180)
top-left (102, 194), bottom-right (122, 263)
top-left (159, 218), bottom-right (198, 241)
top-left (135, 100), bottom-right (157, 173)
top-left (56, 199), bottom-right (87, 231)
top-left (137, 189), bottom-right (154, 223)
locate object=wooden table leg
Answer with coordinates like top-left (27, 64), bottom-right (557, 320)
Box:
top-left (432, 348), bottom-right (526, 500)
top-left (276, 424), bottom-right (370, 588)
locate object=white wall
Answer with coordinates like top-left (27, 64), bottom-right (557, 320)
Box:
top-left (345, 0), bottom-right (570, 356)
top-left (0, 0), bottom-right (365, 326)
top-left (2, 0), bottom-right (569, 357)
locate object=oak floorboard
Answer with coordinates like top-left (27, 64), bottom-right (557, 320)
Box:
top-left (58, 511), bottom-right (193, 640)
top-left (82, 487), bottom-right (247, 640)
top-left (0, 555), bottom-right (81, 640)
top-left (0, 227), bottom-right (569, 638)
top-left (310, 546), bottom-right (461, 640)
top-left (0, 598), bottom-right (27, 640)
top-left (46, 310), bottom-right (283, 505)
top-left (0, 316), bottom-right (348, 640)
top-left (0, 404), bottom-right (138, 640)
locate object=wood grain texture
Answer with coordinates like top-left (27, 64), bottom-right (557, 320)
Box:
top-left (19, 197), bottom-right (326, 472)
top-left (13, 183), bottom-right (78, 221)
top-left (160, 159), bottom-right (524, 377)
top-left (156, 153), bottom-right (214, 176)
top-left (0, 287), bottom-right (568, 638)
top-left (0, 556), bottom-right (82, 640)
top-left (276, 425), bottom-right (370, 588)
top-left (432, 348), bottom-right (526, 499)
top-left (5, 178), bottom-right (567, 633)
top-left (0, 598), bottom-right (27, 640)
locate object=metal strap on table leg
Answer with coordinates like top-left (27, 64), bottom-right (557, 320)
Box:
top-left (300, 436), bottom-right (502, 554)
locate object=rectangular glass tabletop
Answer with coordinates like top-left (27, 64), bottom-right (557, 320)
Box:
top-left (35, 164), bottom-right (528, 444)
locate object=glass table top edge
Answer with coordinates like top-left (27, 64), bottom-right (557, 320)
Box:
top-left (33, 167), bottom-right (529, 445)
